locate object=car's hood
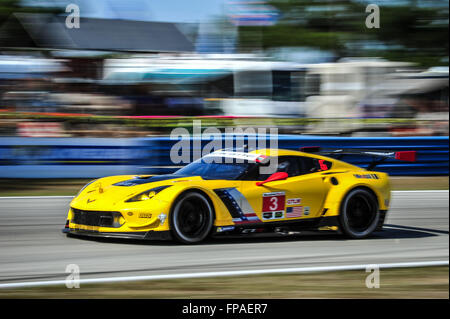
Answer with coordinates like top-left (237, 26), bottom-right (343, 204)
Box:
top-left (113, 174), bottom-right (195, 187)
top-left (71, 174), bottom-right (202, 209)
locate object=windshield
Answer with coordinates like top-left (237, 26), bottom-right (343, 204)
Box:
top-left (174, 157), bottom-right (256, 180)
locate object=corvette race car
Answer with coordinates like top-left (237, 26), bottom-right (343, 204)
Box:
top-left (63, 147), bottom-right (416, 244)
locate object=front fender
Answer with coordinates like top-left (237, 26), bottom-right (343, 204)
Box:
top-left (156, 184), bottom-right (234, 227)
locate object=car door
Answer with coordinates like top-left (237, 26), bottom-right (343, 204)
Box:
top-left (240, 156), bottom-right (329, 222)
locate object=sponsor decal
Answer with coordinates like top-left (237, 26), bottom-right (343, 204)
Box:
top-left (354, 174), bottom-right (379, 179)
top-left (274, 211), bottom-right (284, 219)
top-left (263, 192), bottom-right (285, 197)
top-left (139, 213), bottom-right (152, 218)
top-left (263, 212), bottom-right (273, 220)
top-left (318, 159), bottom-right (329, 171)
top-left (262, 192), bottom-right (286, 213)
top-left (286, 198), bottom-right (301, 205)
top-left (304, 206), bottom-right (310, 216)
top-left (286, 206), bottom-right (303, 218)
top-left (262, 211), bottom-right (284, 220)
top-left (217, 226), bottom-right (235, 233)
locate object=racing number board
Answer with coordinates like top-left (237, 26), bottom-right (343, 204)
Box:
top-left (262, 192), bottom-right (285, 220)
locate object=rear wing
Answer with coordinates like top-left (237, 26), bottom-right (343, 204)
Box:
top-left (300, 146), bottom-right (416, 170)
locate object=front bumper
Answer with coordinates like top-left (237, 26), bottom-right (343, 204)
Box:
top-left (62, 228), bottom-right (172, 241)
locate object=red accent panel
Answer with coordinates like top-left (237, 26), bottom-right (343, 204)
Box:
top-left (395, 151), bottom-right (417, 162)
top-left (256, 172), bottom-right (288, 186)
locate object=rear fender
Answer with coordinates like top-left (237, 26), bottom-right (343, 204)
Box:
top-left (321, 172), bottom-right (390, 217)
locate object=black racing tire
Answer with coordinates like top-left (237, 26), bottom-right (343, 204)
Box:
top-left (339, 188), bottom-right (379, 239)
top-left (170, 191), bottom-right (214, 244)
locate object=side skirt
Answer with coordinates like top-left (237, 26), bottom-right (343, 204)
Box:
top-left (213, 216), bottom-right (339, 236)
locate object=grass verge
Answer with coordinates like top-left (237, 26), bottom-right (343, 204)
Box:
top-left (0, 266), bottom-right (448, 299)
top-left (389, 176), bottom-right (448, 191)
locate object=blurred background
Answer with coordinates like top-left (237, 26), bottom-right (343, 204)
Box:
top-left (0, 1), bottom-right (447, 299)
top-left (0, 0), bottom-right (448, 180)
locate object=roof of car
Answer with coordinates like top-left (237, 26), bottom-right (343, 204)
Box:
top-left (208, 148), bottom-right (330, 160)
top-left (250, 148), bottom-right (321, 158)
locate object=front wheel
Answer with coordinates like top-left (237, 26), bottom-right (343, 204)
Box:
top-left (170, 191), bottom-right (214, 244)
top-left (339, 188), bottom-right (379, 239)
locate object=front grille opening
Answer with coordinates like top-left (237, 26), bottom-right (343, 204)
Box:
top-left (71, 209), bottom-right (123, 228)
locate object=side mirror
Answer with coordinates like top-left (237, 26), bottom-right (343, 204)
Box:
top-left (256, 172), bottom-right (288, 186)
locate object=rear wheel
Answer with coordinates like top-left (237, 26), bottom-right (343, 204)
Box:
top-left (170, 191), bottom-right (214, 244)
top-left (339, 188), bottom-right (379, 239)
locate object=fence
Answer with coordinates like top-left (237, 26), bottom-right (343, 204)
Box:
top-left (0, 135), bottom-right (448, 178)
top-left (0, 137), bottom-right (145, 178)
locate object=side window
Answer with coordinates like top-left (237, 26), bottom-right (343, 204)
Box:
top-left (245, 156), bottom-right (300, 181)
top-left (258, 156), bottom-right (300, 180)
top-left (297, 157), bottom-right (316, 174)
top-left (241, 165), bottom-right (262, 181)
top-left (276, 157), bottom-right (300, 177)
top-left (243, 156), bottom-right (332, 181)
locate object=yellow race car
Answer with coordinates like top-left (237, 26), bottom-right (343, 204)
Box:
top-left (63, 147), bottom-right (416, 244)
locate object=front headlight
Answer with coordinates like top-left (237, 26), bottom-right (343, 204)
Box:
top-left (126, 186), bottom-right (171, 202)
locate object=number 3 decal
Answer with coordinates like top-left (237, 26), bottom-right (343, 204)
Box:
top-left (263, 192), bottom-right (285, 212)
top-left (269, 197), bottom-right (278, 210)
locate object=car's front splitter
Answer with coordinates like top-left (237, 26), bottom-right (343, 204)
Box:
top-left (62, 228), bottom-right (172, 241)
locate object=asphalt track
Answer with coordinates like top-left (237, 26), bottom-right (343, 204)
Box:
top-left (0, 191), bottom-right (448, 286)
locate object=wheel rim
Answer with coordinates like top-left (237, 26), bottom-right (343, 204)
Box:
top-left (174, 194), bottom-right (211, 241)
top-left (346, 194), bottom-right (376, 233)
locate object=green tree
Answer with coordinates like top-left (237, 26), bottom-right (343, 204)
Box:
top-left (0, 0), bottom-right (61, 26)
top-left (237, 0), bottom-right (449, 67)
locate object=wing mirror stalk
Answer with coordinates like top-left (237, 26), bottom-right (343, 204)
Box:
top-left (256, 172), bottom-right (288, 186)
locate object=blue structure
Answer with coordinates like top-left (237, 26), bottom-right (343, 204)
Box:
top-left (0, 135), bottom-right (448, 178)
